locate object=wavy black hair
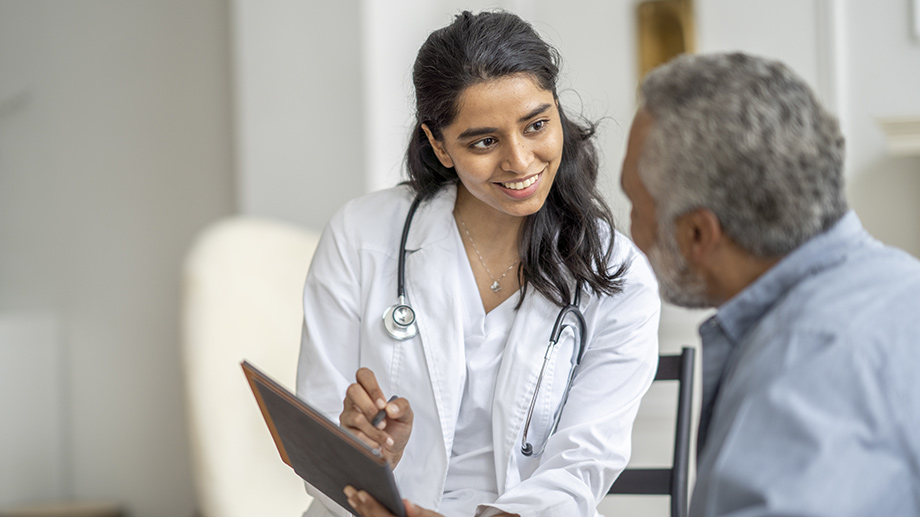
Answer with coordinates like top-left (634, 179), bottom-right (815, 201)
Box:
top-left (406, 10), bottom-right (626, 307)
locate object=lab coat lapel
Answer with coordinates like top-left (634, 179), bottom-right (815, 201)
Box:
top-left (492, 288), bottom-right (564, 491)
top-left (402, 187), bottom-right (466, 465)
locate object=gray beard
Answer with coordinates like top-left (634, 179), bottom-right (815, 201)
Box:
top-left (646, 224), bottom-right (713, 309)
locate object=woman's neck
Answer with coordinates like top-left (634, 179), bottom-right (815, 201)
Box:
top-left (453, 184), bottom-right (524, 255)
top-left (453, 184), bottom-right (524, 311)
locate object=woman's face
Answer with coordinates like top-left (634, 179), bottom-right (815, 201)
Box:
top-left (423, 73), bottom-right (564, 220)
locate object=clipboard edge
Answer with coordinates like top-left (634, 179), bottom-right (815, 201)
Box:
top-left (240, 360), bottom-right (388, 467)
top-left (242, 361), bottom-right (293, 467)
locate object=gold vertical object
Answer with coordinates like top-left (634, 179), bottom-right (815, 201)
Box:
top-left (637, 0), bottom-right (696, 80)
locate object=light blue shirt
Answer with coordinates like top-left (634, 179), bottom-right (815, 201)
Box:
top-left (690, 211), bottom-right (920, 516)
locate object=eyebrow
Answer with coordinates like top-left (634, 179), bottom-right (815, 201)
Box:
top-left (455, 103), bottom-right (554, 140)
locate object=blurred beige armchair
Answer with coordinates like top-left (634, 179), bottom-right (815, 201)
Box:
top-left (182, 217), bottom-right (320, 517)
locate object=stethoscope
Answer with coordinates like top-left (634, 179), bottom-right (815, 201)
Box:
top-left (382, 195), bottom-right (588, 457)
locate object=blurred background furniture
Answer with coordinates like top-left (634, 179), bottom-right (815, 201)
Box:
top-left (182, 217), bottom-right (320, 517)
top-left (0, 502), bottom-right (124, 517)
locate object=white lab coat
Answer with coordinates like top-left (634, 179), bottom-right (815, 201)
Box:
top-left (297, 185), bottom-right (660, 517)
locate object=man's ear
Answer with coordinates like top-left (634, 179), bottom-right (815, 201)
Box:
top-left (421, 124), bottom-right (454, 169)
top-left (675, 208), bottom-right (723, 265)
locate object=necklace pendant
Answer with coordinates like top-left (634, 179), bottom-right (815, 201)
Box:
top-left (490, 281), bottom-right (501, 293)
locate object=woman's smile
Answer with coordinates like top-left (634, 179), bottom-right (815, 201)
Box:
top-left (496, 171), bottom-right (543, 199)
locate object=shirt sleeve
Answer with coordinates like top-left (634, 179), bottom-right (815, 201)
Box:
top-left (296, 205), bottom-right (363, 517)
top-left (296, 203), bottom-right (362, 418)
top-left (484, 245), bottom-right (662, 517)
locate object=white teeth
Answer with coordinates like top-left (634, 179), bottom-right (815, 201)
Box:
top-left (502, 174), bottom-right (539, 190)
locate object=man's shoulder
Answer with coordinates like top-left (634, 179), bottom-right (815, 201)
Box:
top-left (728, 241), bottom-right (920, 422)
top-left (778, 239), bottom-right (920, 327)
top-left (734, 237), bottom-right (920, 388)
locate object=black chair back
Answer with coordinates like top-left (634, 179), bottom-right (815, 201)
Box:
top-left (607, 346), bottom-right (696, 517)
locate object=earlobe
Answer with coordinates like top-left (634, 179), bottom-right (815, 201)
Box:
top-left (420, 123), bottom-right (454, 169)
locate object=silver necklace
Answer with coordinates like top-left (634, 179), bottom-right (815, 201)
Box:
top-left (455, 211), bottom-right (518, 293)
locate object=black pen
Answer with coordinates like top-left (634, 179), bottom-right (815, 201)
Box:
top-left (371, 395), bottom-right (398, 427)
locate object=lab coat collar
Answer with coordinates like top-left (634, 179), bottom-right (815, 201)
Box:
top-left (403, 184), bottom-right (458, 252)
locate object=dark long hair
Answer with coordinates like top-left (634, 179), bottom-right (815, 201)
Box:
top-left (406, 10), bottom-right (626, 307)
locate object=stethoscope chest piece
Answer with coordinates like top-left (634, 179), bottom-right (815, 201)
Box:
top-left (383, 295), bottom-right (417, 340)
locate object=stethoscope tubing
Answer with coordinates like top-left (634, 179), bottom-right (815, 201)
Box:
top-left (520, 291), bottom-right (586, 456)
top-left (396, 196), bottom-right (423, 299)
top-left (382, 196), bottom-right (424, 340)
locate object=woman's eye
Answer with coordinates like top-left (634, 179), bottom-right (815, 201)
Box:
top-left (471, 137), bottom-right (496, 149)
top-left (527, 119), bottom-right (547, 133)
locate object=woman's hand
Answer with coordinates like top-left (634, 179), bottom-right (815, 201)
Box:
top-left (344, 487), bottom-right (520, 517)
top-left (340, 367), bottom-right (413, 467)
top-left (344, 486), bottom-right (442, 517)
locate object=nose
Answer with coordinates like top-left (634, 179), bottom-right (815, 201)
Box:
top-left (501, 136), bottom-right (535, 174)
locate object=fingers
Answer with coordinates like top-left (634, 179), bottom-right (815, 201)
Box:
top-left (340, 405), bottom-right (395, 450)
top-left (404, 499), bottom-right (422, 517)
top-left (339, 368), bottom-right (415, 467)
top-left (404, 499), bottom-right (443, 517)
top-left (342, 487), bottom-right (443, 517)
top-left (385, 396), bottom-right (413, 426)
top-left (356, 367), bottom-right (388, 413)
top-left (344, 382), bottom-right (385, 429)
top-left (344, 368), bottom-right (388, 428)
top-left (340, 368), bottom-right (395, 451)
top-left (343, 426), bottom-right (394, 452)
top-left (343, 486), bottom-right (396, 517)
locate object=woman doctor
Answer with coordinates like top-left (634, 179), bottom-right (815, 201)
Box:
top-left (297, 10), bottom-right (660, 517)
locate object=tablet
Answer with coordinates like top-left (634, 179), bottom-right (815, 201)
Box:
top-left (241, 361), bottom-right (406, 517)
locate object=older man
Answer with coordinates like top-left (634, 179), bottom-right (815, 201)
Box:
top-left (621, 52), bottom-right (920, 515)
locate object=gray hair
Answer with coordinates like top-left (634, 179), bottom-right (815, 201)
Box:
top-left (639, 52), bottom-right (847, 257)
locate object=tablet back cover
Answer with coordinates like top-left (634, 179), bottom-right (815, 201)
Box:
top-left (242, 361), bottom-right (406, 517)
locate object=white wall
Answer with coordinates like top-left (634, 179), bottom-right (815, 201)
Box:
top-left (232, 0), bottom-right (366, 231)
top-left (843, 0), bottom-right (920, 258)
top-left (361, 0), bottom-right (453, 193)
top-left (0, 2), bottom-right (234, 516)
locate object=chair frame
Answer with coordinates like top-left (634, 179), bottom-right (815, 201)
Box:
top-left (607, 346), bottom-right (696, 517)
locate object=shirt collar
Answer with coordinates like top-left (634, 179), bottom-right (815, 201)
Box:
top-left (712, 210), bottom-right (866, 345)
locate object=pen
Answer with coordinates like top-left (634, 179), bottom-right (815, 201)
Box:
top-left (371, 395), bottom-right (398, 427)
